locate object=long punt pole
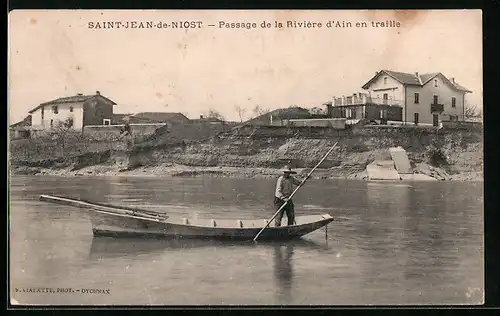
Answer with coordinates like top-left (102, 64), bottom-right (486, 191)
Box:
top-left (253, 140), bottom-right (339, 242)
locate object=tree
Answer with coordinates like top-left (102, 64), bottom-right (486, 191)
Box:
top-left (465, 104), bottom-right (482, 119)
top-left (235, 106), bottom-right (247, 122)
top-left (252, 105), bottom-right (270, 118)
top-left (49, 117), bottom-right (74, 155)
top-left (309, 107), bottom-right (326, 115)
top-left (206, 109), bottom-right (225, 121)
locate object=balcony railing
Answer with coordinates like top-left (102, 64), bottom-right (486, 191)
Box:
top-left (430, 103), bottom-right (444, 113)
top-left (333, 95), bottom-right (402, 107)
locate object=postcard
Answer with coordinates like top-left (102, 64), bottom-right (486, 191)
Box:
top-left (8, 9), bottom-right (483, 306)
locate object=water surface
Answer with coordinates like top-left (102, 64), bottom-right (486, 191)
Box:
top-left (9, 176), bottom-right (484, 305)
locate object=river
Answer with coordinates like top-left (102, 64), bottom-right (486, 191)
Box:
top-left (9, 175), bottom-right (483, 306)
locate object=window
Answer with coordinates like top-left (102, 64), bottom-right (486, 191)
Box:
top-left (103, 119), bottom-right (111, 125)
top-left (451, 97), bottom-right (456, 108)
top-left (69, 106), bottom-right (73, 112)
top-left (384, 77), bottom-right (387, 85)
top-left (380, 109), bottom-right (387, 119)
top-left (414, 93), bottom-right (419, 104)
top-left (434, 79), bottom-right (438, 87)
top-left (52, 105), bottom-right (58, 114)
top-left (345, 108), bottom-right (356, 119)
top-left (433, 114), bottom-right (439, 127)
top-left (433, 95), bottom-right (439, 104)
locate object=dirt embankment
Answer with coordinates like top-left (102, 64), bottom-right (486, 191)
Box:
top-left (10, 125), bottom-right (483, 181)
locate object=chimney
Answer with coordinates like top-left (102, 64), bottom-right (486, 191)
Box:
top-left (200, 114), bottom-right (204, 119)
top-left (96, 90), bottom-right (100, 95)
top-left (415, 72), bottom-right (419, 77)
top-left (450, 77), bottom-right (455, 83)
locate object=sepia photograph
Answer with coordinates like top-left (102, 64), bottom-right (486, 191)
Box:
top-left (8, 9), bottom-right (483, 306)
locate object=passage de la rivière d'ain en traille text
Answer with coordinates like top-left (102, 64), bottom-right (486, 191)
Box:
top-left (87, 20), bottom-right (401, 30)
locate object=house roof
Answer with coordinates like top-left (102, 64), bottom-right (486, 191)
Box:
top-left (383, 70), bottom-right (422, 85)
top-left (271, 107), bottom-right (312, 118)
top-left (112, 113), bottom-right (130, 120)
top-left (28, 92), bottom-right (117, 114)
top-left (245, 107), bottom-right (312, 124)
top-left (112, 113), bottom-right (133, 123)
top-left (192, 117), bottom-right (225, 122)
top-left (132, 112), bottom-right (189, 122)
top-left (419, 73), bottom-right (439, 84)
top-left (362, 70), bottom-right (472, 93)
top-left (10, 115), bottom-right (32, 128)
top-left (451, 82), bottom-right (472, 92)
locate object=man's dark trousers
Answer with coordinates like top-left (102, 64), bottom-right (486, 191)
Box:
top-left (274, 197), bottom-right (295, 226)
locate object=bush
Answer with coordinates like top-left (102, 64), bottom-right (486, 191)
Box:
top-left (427, 146), bottom-right (449, 167)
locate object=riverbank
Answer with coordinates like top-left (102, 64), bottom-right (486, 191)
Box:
top-left (10, 124), bottom-right (483, 182)
top-left (11, 162), bottom-right (483, 182)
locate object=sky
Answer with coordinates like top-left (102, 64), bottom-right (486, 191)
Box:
top-left (8, 10), bottom-right (482, 123)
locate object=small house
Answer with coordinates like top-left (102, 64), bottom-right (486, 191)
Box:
top-left (28, 91), bottom-right (117, 132)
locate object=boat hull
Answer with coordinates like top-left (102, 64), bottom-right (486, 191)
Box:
top-left (89, 211), bottom-right (333, 241)
top-left (38, 194), bottom-right (334, 241)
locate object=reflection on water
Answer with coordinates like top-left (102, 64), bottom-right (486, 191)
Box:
top-left (86, 237), bottom-right (321, 305)
top-left (9, 176), bottom-right (483, 305)
top-left (273, 243), bottom-right (294, 304)
top-left (88, 237), bottom-right (325, 260)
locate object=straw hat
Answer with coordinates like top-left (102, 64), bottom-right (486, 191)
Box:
top-left (280, 165), bottom-right (297, 174)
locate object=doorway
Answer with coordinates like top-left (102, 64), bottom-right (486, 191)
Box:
top-left (414, 113), bottom-right (419, 125)
top-left (433, 114), bottom-right (439, 127)
top-left (383, 93), bottom-right (388, 105)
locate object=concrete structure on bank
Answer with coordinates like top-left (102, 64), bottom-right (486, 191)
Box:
top-left (366, 160), bottom-right (402, 180)
top-left (366, 146), bottom-right (437, 181)
top-left (389, 146), bottom-right (413, 174)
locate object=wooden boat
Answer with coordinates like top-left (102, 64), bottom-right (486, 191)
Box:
top-left (39, 194), bottom-right (334, 241)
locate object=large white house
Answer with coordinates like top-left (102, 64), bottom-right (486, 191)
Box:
top-left (329, 70), bottom-right (472, 126)
top-left (28, 91), bottom-right (116, 132)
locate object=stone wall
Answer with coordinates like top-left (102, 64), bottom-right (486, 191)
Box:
top-left (285, 118), bottom-right (346, 129)
top-left (224, 125), bottom-right (350, 139)
top-left (83, 123), bottom-right (166, 141)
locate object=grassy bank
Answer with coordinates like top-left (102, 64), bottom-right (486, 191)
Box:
top-left (9, 124), bottom-right (483, 181)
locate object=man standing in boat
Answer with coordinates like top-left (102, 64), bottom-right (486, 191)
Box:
top-left (274, 165), bottom-right (303, 227)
